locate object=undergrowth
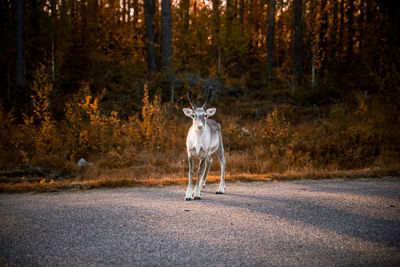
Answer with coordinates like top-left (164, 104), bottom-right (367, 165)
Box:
top-left (1, 67), bottom-right (399, 192)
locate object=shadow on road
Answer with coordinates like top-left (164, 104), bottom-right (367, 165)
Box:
top-left (202, 190), bottom-right (400, 248)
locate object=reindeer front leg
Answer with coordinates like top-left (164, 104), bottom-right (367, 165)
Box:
top-left (185, 156), bottom-right (194, 200)
top-left (193, 158), bottom-right (206, 200)
top-left (200, 156), bottom-right (213, 188)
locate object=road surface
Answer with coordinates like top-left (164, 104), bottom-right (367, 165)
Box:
top-left (1, 178), bottom-right (400, 266)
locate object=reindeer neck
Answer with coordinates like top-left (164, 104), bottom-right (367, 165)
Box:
top-left (191, 123), bottom-right (210, 155)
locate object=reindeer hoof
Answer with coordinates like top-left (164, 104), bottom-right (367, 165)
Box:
top-left (185, 198), bottom-right (193, 201)
top-left (216, 191), bottom-right (224, 194)
top-left (194, 197), bottom-right (201, 200)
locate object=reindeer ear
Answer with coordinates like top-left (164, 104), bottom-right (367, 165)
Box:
top-left (183, 108), bottom-right (194, 117)
top-left (206, 108), bottom-right (216, 117)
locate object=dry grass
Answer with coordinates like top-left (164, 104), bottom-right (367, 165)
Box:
top-left (1, 165), bottom-right (399, 194)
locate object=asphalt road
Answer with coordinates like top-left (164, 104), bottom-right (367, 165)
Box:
top-left (1, 178), bottom-right (400, 266)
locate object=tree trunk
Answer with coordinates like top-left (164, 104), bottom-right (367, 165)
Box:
top-left (338, 0), bottom-right (344, 61)
top-left (16, 0), bottom-right (25, 86)
top-left (309, 0), bottom-right (317, 89)
top-left (30, 0), bottom-right (40, 70)
top-left (239, 0), bottom-right (244, 27)
top-left (161, 0), bottom-right (173, 73)
top-left (50, 0), bottom-right (57, 82)
top-left (318, 0), bottom-right (328, 73)
top-left (180, 0), bottom-right (190, 66)
top-left (224, 0), bottom-right (233, 69)
top-left (144, 0), bottom-right (156, 74)
top-left (122, 0), bottom-right (126, 23)
top-left (346, 0), bottom-right (354, 63)
top-left (71, 0), bottom-right (76, 18)
top-left (330, 0), bottom-right (338, 74)
top-left (133, 0), bottom-right (139, 25)
top-left (293, 0), bottom-right (303, 86)
top-left (226, 0), bottom-right (233, 27)
top-left (127, 0), bottom-right (130, 22)
top-left (311, 48), bottom-right (316, 89)
top-left (181, 0), bottom-right (190, 33)
top-left (0, 0), bottom-right (5, 99)
top-left (360, 0), bottom-right (368, 50)
top-left (266, 0), bottom-right (275, 95)
top-left (212, 0), bottom-right (221, 75)
top-left (233, 0), bottom-right (238, 19)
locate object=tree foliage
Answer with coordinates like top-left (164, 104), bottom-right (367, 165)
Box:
top-left (1, 0), bottom-right (399, 112)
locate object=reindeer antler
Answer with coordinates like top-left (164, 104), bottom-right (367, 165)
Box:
top-left (202, 87), bottom-right (212, 110)
top-left (187, 88), bottom-right (196, 109)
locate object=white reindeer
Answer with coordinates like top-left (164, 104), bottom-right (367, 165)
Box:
top-left (183, 88), bottom-right (226, 200)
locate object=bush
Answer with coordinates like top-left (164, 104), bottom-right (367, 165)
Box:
top-left (260, 107), bottom-right (311, 171)
top-left (11, 66), bottom-right (65, 168)
top-left (309, 94), bottom-right (390, 168)
top-left (131, 84), bottom-right (167, 152)
top-left (65, 83), bottom-right (122, 159)
top-left (0, 104), bottom-right (19, 168)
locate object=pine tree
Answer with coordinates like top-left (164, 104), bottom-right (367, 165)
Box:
top-left (144, 0), bottom-right (156, 74)
top-left (161, 0), bottom-right (173, 73)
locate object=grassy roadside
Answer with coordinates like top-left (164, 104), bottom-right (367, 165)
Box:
top-left (1, 166), bottom-right (399, 194)
top-left (2, 81), bottom-right (399, 194)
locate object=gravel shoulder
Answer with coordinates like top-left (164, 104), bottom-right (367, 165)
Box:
top-left (1, 178), bottom-right (400, 266)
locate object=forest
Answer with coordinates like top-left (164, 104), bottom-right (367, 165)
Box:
top-left (0, 0), bottom-right (399, 191)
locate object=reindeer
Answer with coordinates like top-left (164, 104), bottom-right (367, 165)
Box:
top-left (182, 88), bottom-right (226, 200)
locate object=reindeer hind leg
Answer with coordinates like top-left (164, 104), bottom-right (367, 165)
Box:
top-left (216, 148), bottom-right (226, 194)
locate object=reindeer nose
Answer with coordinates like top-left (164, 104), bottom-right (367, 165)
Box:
top-left (197, 125), bottom-right (203, 129)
